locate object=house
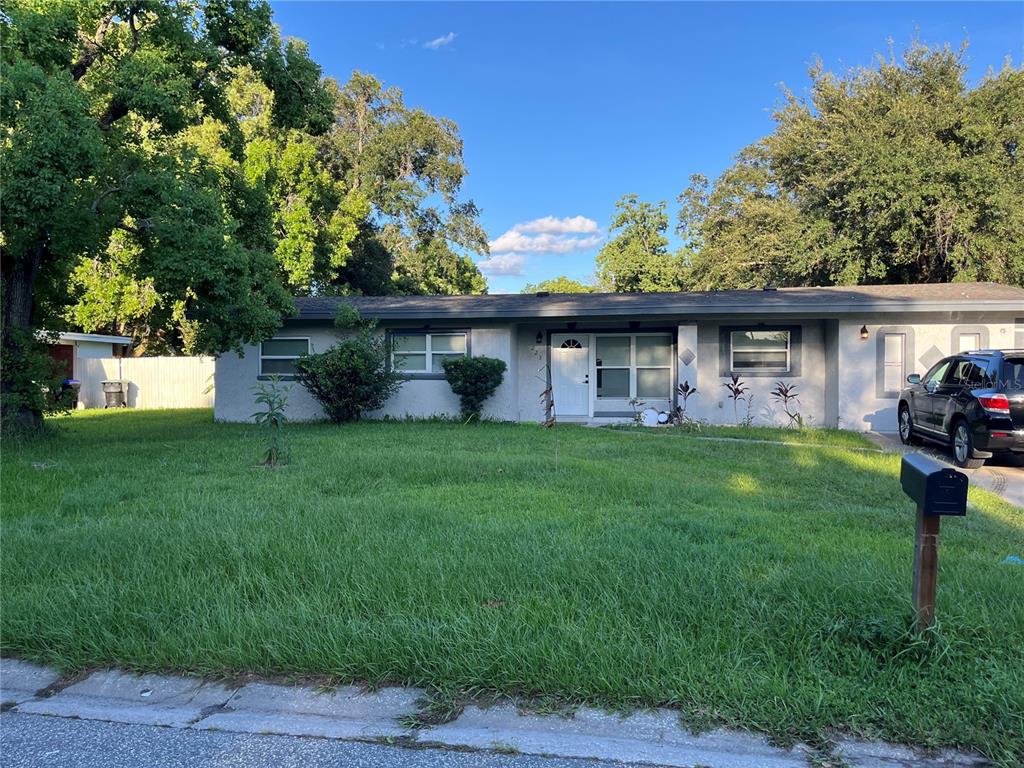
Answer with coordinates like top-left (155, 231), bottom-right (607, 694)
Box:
top-left (45, 332), bottom-right (131, 383)
top-left (214, 282), bottom-right (1024, 432)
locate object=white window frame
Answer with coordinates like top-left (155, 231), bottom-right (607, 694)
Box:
top-left (594, 333), bottom-right (673, 400)
top-left (390, 331), bottom-right (468, 375)
top-left (882, 333), bottom-right (906, 394)
top-left (259, 337), bottom-right (309, 377)
top-left (729, 330), bottom-right (791, 374)
top-left (957, 332), bottom-right (981, 353)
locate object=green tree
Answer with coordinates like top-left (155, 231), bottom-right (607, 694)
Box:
top-left (596, 195), bottom-right (684, 292)
top-left (682, 40), bottom-right (1024, 289)
top-left (2, 0), bottom-right (332, 424)
top-left (521, 276), bottom-right (595, 293)
top-left (229, 68), bottom-right (369, 295)
top-left (319, 73), bottom-right (489, 295)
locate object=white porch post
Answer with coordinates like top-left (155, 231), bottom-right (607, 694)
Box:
top-left (677, 323), bottom-right (698, 413)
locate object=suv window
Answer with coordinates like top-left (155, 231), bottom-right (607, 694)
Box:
top-left (998, 356), bottom-right (1024, 391)
top-left (947, 358), bottom-right (992, 388)
top-left (922, 359), bottom-right (952, 387)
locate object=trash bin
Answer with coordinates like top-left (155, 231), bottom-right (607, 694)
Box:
top-left (61, 379), bottom-right (82, 408)
top-left (102, 380), bottom-right (127, 408)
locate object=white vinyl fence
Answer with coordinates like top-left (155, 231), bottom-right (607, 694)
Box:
top-left (76, 356), bottom-right (215, 410)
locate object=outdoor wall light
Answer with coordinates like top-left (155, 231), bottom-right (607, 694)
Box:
top-left (536, 331), bottom-right (544, 345)
top-left (860, 325), bottom-right (870, 340)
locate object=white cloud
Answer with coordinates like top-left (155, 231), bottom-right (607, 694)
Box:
top-left (515, 215), bottom-right (600, 235)
top-left (477, 254), bottom-right (526, 276)
top-left (488, 215), bottom-right (602, 255)
top-left (424, 32), bottom-right (456, 50)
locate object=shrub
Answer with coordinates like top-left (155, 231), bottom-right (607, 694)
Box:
top-left (442, 355), bottom-right (507, 421)
top-left (251, 375), bottom-right (291, 466)
top-left (1, 329), bottom-right (74, 434)
top-left (672, 380), bottom-right (702, 430)
top-left (722, 373), bottom-right (749, 425)
top-left (771, 381), bottom-right (804, 429)
top-left (294, 306), bottom-right (401, 423)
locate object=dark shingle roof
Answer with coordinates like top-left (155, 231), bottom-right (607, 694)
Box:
top-left (292, 282), bottom-right (1024, 321)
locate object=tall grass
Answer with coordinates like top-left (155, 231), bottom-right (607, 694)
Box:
top-left (2, 410), bottom-right (1022, 762)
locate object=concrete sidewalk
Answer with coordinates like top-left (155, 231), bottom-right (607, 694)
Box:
top-left (0, 659), bottom-right (988, 767)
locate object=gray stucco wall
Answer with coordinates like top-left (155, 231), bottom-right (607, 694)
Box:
top-left (514, 323), bottom-right (551, 422)
top-left (686, 320), bottom-right (828, 427)
top-left (836, 315), bottom-right (1016, 432)
top-left (215, 311), bottom-right (1020, 430)
top-left (214, 322), bottom-right (518, 423)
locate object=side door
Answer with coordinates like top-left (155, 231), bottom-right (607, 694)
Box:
top-left (915, 358), bottom-right (953, 433)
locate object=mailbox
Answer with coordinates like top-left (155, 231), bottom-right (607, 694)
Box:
top-left (900, 453), bottom-right (968, 516)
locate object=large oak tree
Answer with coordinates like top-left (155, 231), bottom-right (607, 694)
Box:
top-left (1, 0), bottom-right (333, 425)
top-left (681, 41), bottom-right (1024, 289)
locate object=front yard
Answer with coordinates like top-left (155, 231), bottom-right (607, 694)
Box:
top-left (2, 410), bottom-right (1022, 762)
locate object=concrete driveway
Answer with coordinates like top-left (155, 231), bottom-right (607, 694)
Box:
top-left (870, 432), bottom-right (1024, 508)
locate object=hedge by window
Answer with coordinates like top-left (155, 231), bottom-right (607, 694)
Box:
top-left (260, 338), bottom-right (309, 376)
top-left (730, 330), bottom-right (790, 373)
top-left (391, 332), bottom-right (467, 374)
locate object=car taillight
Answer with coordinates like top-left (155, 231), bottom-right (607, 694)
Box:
top-left (978, 394), bottom-right (1010, 414)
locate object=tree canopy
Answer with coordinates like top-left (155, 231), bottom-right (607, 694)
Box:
top-left (596, 195), bottom-right (684, 292)
top-left (1, 0), bottom-right (491, 426)
top-left (520, 276), bottom-right (594, 294)
top-left (681, 41), bottom-right (1024, 289)
top-left (2, 0), bottom-right (340, 422)
top-left (64, 67), bottom-right (489, 349)
top-left (4, 4), bottom-right (491, 367)
top-left (315, 72), bottom-right (488, 297)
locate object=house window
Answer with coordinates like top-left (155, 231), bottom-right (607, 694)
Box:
top-left (730, 330), bottom-right (790, 373)
top-left (882, 333), bottom-right (905, 394)
top-left (595, 334), bottom-right (672, 399)
top-left (957, 333), bottom-right (981, 353)
top-left (260, 338), bottom-right (309, 376)
top-left (391, 332), bottom-right (467, 374)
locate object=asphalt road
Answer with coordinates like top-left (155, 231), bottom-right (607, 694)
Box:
top-left (0, 712), bottom-right (634, 768)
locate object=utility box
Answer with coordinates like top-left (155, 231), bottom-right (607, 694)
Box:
top-left (900, 453), bottom-right (968, 516)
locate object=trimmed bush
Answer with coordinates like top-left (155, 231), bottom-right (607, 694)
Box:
top-left (442, 355), bottom-right (507, 421)
top-left (294, 307), bottom-right (401, 423)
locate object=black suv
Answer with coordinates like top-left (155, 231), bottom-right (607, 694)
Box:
top-left (898, 349), bottom-right (1024, 468)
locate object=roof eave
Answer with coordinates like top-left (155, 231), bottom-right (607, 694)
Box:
top-left (293, 299), bottom-right (1019, 322)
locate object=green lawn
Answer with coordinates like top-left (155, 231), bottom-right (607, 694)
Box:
top-left (609, 422), bottom-right (881, 450)
top-left (2, 410), bottom-right (1022, 763)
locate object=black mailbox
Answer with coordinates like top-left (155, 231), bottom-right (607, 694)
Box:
top-left (900, 453), bottom-right (968, 516)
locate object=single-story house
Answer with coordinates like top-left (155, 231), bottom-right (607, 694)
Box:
top-left (45, 331), bottom-right (131, 382)
top-left (214, 282), bottom-right (1024, 432)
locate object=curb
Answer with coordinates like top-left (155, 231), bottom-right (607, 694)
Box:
top-left (0, 659), bottom-right (989, 767)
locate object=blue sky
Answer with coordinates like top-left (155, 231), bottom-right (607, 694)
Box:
top-left (271, 2), bottom-right (1023, 293)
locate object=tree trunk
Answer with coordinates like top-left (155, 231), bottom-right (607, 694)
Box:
top-left (1, 238), bottom-right (46, 430)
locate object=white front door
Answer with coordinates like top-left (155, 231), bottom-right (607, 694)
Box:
top-left (550, 334), bottom-right (590, 417)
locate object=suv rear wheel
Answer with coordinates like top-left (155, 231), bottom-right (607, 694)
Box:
top-left (951, 420), bottom-right (984, 469)
top-left (898, 405), bottom-right (920, 445)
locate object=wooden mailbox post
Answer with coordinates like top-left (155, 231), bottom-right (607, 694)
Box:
top-left (899, 453), bottom-right (968, 632)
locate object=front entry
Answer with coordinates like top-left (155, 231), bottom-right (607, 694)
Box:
top-left (550, 333), bottom-right (590, 417)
